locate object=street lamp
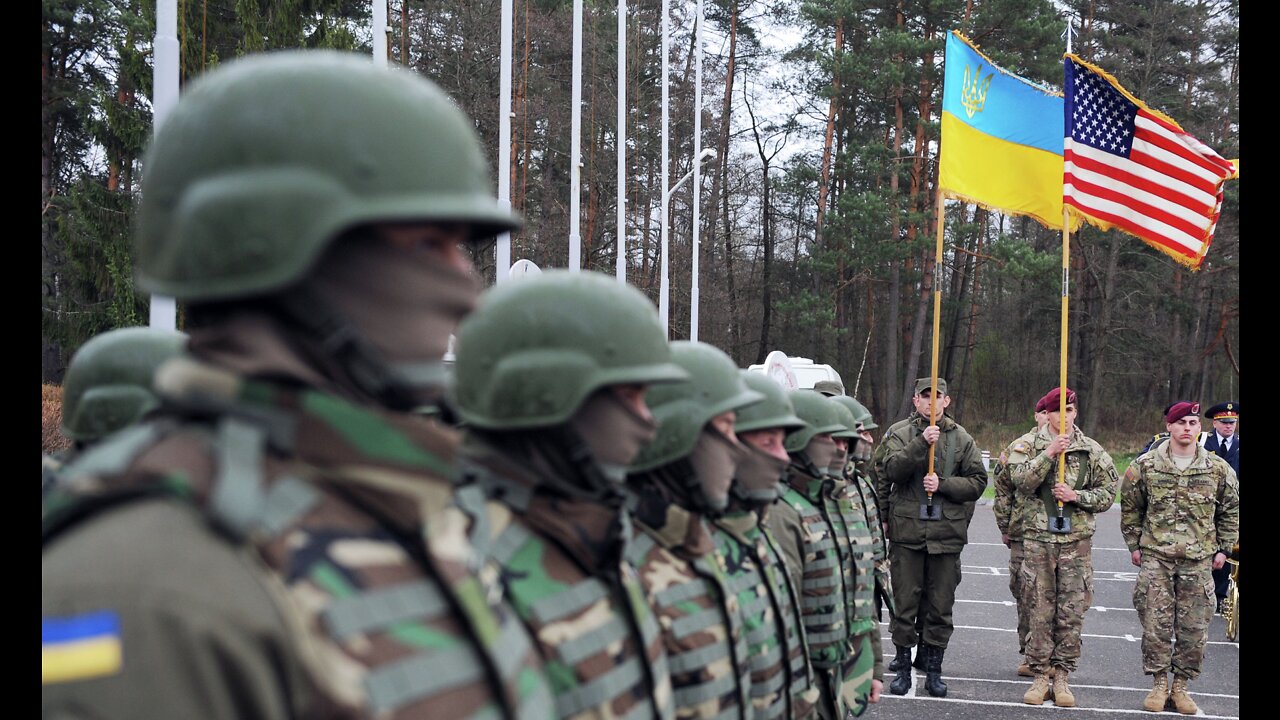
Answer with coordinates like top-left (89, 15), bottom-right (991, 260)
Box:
top-left (660, 147), bottom-right (716, 336)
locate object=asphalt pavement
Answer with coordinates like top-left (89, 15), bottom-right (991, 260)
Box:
top-left (868, 501), bottom-right (1240, 719)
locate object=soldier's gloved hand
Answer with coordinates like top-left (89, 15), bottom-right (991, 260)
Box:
top-left (922, 425), bottom-right (941, 445)
top-left (1131, 550), bottom-right (1142, 567)
top-left (1045, 434), bottom-right (1071, 458)
top-left (1212, 551), bottom-right (1227, 570)
top-left (922, 473), bottom-right (940, 493)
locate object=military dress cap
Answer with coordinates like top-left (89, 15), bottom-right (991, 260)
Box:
top-left (1205, 401), bottom-right (1239, 422)
top-left (1035, 386), bottom-right (1077, 413)
top-left (913, 377), bottom-right (948, 395)
top-left (1164, 401), bottom-right (1200, 423)
top-left (813, 379), bottom-right (845, 396)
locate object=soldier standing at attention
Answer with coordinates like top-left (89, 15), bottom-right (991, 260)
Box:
top-left (767, 391), bottom-right (873, 719)
top-left (716, 373), bottom-right (821, 719)
top-left (1122, 401), bottom-right (1239, 715)
top-left (876, 377), bottom-right (988, 698)
top-left (827, 398), bottom-right (886, 707)
top-left (1006, 388), bottom-right (1119, 707)
top-left (449, 271), bottom-right (684, 720)
top-left (992, 406), bottom-right (1048, 677)
top-left (627, 342), bottom-right (762, 720)
top-left (1201, 402), bottom-right (1239, 614)
top-left (42, 52), bottom-right (554, 720)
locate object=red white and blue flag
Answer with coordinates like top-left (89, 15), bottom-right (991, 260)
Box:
top-left (1063, 56), bottom-right (1235, 269)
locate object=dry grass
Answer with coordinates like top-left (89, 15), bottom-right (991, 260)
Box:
top-left (42, 384), bottom-right (71, 455)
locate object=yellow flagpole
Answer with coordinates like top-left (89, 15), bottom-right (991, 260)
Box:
top-left (926, 190), bottom-right (945, 500)
top-left (1057, 208), bottom-right (1070, 513)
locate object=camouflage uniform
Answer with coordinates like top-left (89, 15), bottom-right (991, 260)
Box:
top-left (991, 439), bottom-right (1032, 655)
top-left (1121, 443), bottom-right (1239, 680)
top-left (629, 487), bottom-right (752, 720)
top-left (845, 467), bottom-right (888, 679)
top-left (43, 362), bottom-right (554, 719)
top-left (713, 508), bottom-right (818, 720)
top-left (1005, 425), bottom-right (1117, 675)
top-left (461, 437), bottom-right (676, 720)
top-left (827, 475), bottom-right (879, 709)
top-left (874, 412), bottom-right (987, 651)
top-left (768, 460), bottom-right (871, 719)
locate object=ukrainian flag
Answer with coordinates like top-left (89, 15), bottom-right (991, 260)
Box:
top-left (940, 31), bottom-right (1079, 231)
top-left (42, 610), bottom-right (123, 684)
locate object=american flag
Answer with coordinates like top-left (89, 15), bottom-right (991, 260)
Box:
top-left (1063, 58), bottom-right (1235, 269)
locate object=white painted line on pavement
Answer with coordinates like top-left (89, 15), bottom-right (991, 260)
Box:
top-left (876, 693), bottom-right (1238, 718)
top-left (968, 541), bottom-right (1134, 552)
top-left (882, 626), bottom-right (1239, 649)
top-left (876, 673), bottom-right (1239, 698)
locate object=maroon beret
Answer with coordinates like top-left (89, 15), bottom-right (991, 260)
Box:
top-left (1035, 387), bottom-right (1077, 413)
top-left (1164, 401), bottom-right (1200, 423)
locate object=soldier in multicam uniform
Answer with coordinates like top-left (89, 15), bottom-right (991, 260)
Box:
top-left (627, 341), bottom-right (761, 720)
top-left (449, 271), bottom-right (682, 720)
top-left (766, 390), bottom-right (873, 719)
top-left (715, 372), bottom-right (821, 720)
top-left (1006, 388), bottom-right (1119, 707)
top-left (1121, 401), bottom-right (1239, 715)
top-left (44, 327), bottom-right (187, 496)
top-left (992, 406), bottom-right (1048, 677)
top-left (42, 52), bottom-right (554, 720)
top-left (875, 377), bottom-right (987, 698)
top-left (827, 399), bottom-right (885, 706)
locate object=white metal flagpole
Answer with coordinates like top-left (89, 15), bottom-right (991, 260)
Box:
top-left (616, 0), bottom-right (627, 283)
top-left (149, 0), bottom-right (179, 331)
top-left (372, 1), bottom-right (387, 67)
top-left (691, 0), bottom-right (703, 342)
top-left (496, 0), bottom-right (514, 282)
top-left (569, 0), bottom-right (583, 272)
top-left (659, 0), bottom-right (670, 334)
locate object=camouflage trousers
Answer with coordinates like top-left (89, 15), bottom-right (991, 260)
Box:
top-left (815, 633), bottom-right (874, 720)
top-left (1008, 540), bottom-right (1030, 654)
top-left (1022, 538), bottom-right (1093, 674)
top-left (1133, 554), bottom-right (1214, 680)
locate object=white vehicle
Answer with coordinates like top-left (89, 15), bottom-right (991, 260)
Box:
top-left (746, 351), bottom-right (843, 391)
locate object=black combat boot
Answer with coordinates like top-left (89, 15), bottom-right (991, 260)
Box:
top-left (888, 645), bottom-right (914, 672)
top-left (912, 648), bottom-right (927, 670)
top-left (889, 646), bottom-right (913, 695)
top-left (924, 645), bottom-right (948, 697)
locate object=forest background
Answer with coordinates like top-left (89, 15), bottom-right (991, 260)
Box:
top-left (41, 0), bottom-right (1240, 456)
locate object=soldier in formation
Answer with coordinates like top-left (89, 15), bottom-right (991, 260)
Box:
top-left (1005, 388), bottom-right (1119, 707)
top-left (875, 377), bottom-right (988, 698)
top-left (1122, 401), bottom-right (1239, 715)
top-left (992, 405), bottom-right (1048, 677)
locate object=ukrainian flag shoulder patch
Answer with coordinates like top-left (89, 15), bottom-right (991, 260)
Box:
top-left (42, 610), bottom-right (123, 684)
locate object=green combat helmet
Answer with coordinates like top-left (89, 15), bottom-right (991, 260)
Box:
top-left (784, 390), bottom-right (848, 454)
top-left (735, 373), bottom-right (805, 435)
top-left (451, 271), bottom-right (687, 430)
top-left (60, 327), bottom-right (187, 444)
top-left (631, 342), bottom-right (764, 512)
top-left (135, 51), bottom-right (518, 302)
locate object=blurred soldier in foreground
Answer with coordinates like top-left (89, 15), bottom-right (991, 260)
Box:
top-left (1122, 401), bottom-right (1239, 715)
top-left (992, 406), bottom-right (1048, 676)
top-left (42, 52), bottom-right (553, 719)
top-left (767, 391), bottom-right (873, 718)
top-left (450, 271), bottom-right (683, 719)
top-left (875, 377), bottom-right (987, 697)
top-left (43, 327), bottom-right (186, 495)
top-left (716, 373), bottom-right (820, 719)
top-left (627, 342), bottom-right (762, 720)
top-left (1006, 388), bottom-right (1119, 707)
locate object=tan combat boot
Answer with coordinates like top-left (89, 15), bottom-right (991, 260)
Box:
top-left (1052, 669), bottom-right (1076, 707)
top-left (1017, 658), bottom-right (1034, 677)
top-left (1023, 674), bottom-right (1052, 705)
top-left (1142, 674), bottom-right (1169, 712)
top-left (1169, 676), bottom-right (1199, 715)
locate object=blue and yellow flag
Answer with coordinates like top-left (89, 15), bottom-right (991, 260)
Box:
top-left (940, 32), bottom-right (1079, 230)
top-left (42, 610), bottom-right (123, 684)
